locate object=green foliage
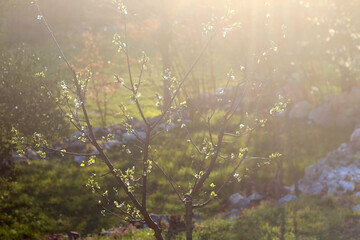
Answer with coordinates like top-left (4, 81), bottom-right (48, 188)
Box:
top-left (0, 46), bottom-right (68, 174)
top-left (0, 160), bottom-right (120, 239)
top-left (234, 196), bottom-right (345, 240)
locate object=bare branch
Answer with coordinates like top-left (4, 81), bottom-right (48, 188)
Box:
top-left (150, 30), bottom-right (219, 130)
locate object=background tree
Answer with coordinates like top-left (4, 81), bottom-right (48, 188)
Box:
top-left (0, 46), bottom-right (68, 175)
top-left (73, 31), bottom-right (120, 128)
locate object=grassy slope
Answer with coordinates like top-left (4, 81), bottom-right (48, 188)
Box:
top-left (98, 194), bottom-right (360, 240)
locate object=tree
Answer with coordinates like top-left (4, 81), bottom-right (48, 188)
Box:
top-left (0, 46), bottom-right (68, 175)
top-left (74, 31), bottom-right (120, 128)
top-left (15, 1), bottom-right (283, 239)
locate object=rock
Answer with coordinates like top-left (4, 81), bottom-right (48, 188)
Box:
top-left (228, 193), bottom-right (243, 206)
top-left (93, 127), bottom-right (109, 139)
top-left (297, 133), bottom-right (360, 196)
top-left (338, 143), bottom-right (348, 152)
top-left (228, 193), bottom-right (250, 208)
top-left (105, 140), bottom-right (122, 150)
top-left (289, 101), bottom-right (313, 119)
top-left (353, 204), bottom-right (360, 212)
top-left (350, 128), bottom-right (360, 150)
top-left (126, 117), bottom-right (146, 131)
top-left (74, 156), bottom-right (86, 164)
top-left (283, 185), bottom-right (295, 193)
top-left (303, 163), bottom-right (325, 181)
top-left (11, 152), bottom-right (29, 165)
top-left (67, 141), bottom-right (87, 152)
top-left (303, 181), bottom-right (324, 195)
top-left (338, 180), bottom-right (355, 193)
top-left (25, 149), bottom-right (39, 159)
top-left (122, 132), bottom-right (146, 143)
top-left (247, 192), bottom-right (264, 201)
top-left (278, 194), bottom-right (297, 204)
top-left (327, 181), bottom-right (339, 195)
top-left (108, 124), bottom-right (125, 132)
top-left (165, 123), bottom-right (176, 132)
top-left (355, 192), bottom-right (360, 197)
top-left (72, 131), bottom-right (82, 139)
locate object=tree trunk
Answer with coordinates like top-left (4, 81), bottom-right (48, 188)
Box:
top-left (184, 194), bottom-right (193, 240)
top-left (154, 228), bottom-right (164, 240)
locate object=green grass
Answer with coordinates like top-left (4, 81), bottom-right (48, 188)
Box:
top-left (89, 194), bottom-right (360, 240)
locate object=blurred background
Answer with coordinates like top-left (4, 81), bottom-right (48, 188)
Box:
top-left (1, 0), bottom-right (360, 239)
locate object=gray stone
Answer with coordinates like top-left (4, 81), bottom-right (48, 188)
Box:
top-left (355, 192), bottom-right (360, 197)
top-left (122, 131), bottom-right (146, 143)
top-left (303, 182), bottom-right (323, 195)
top-left (228, 193), bottom-right (250, 208)
top-left (93, 127), bottom-right (109, 139)
top-left (72, 131), bottom-right (82, 139)
top-left (67, 141), bottom-right (87, 152)
top-left (338, 143), bottom-right (348, 152)
top-left (165, 123), bottom-right (176, 132)
top-left (278, 194), bottom-right (297, 204)
top-left (352, 204), bottom-right (360, 212)
top-left (11, 152), bottom-right (29, 165)
top-left (327, 183), bottom-right (339, 195)
top-left (247, 192), bottom-right (264, 201)
top-left (26, 149), bottom-right (39, 159)
top-left (105, 140), bottom-right (122, 150)
top-left (237, 198), bottom-right (251, 208)
top-left (339, 180), bottom-right (355, 193)
top-left (350, 128), bottom-right (360, 150)
top-left (229, 193), bottom-right (242, 206)
top-left (122, 133), bottom-right (137, 143)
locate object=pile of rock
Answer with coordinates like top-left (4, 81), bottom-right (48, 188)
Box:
top-left (287, 128), bottom-right (360, 197)
top-left (288, 86), bottom-right (360, 128)
top-left (224, 192), bottom-right (264, 218)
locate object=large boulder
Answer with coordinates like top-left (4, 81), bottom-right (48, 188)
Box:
top-left (278, 194), bottom-right (297, 204)
top-left (92, 127), bottom-right (109, 139)
top-left (105, 140), bottom-right (122, 150)
top-left (25, 149), bottom-right (39, 159)
top-left (228, 193), bottom-right (250, 208)
top-left (122, 131), bottom-right (146, 143)
top-left (350, 128), bottom-right (360, 151)
top-left (296, 128), bottom-right (360, 196)
top-left (66, 140), bottom-right (87, 152)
